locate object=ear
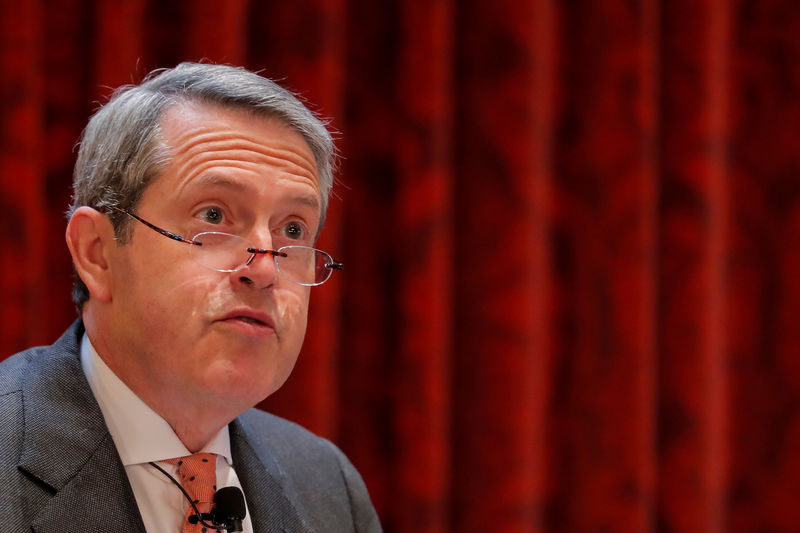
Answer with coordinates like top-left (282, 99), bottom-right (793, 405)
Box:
top-left (65, 206), bottom-right (116, 303)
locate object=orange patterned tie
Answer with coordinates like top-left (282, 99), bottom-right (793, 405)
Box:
top-left (165, 453), bottom-right (218, 533)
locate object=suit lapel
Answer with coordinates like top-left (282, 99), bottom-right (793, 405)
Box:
top-left (230, 419), bottom-right (309, 533)
top-left (29, 434), bottom-right (146, 533)
top-left (17, 322), bottom-right (146, 533)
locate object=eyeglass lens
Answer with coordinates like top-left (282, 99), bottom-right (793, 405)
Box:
top-left (189, 232), bottom-right (333, 286)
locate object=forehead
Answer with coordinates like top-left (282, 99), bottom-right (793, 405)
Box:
top-left (156, 100), bottom-right (319, 193)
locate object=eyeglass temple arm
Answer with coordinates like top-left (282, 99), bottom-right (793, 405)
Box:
top-left (326, 262), bottom-right (343, 271)
top-left (109, 206), bottom-right (201, 246)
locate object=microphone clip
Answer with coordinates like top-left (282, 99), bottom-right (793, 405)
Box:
top-left (187, 511), bottom-right (242, 532)
top-left (187, 513), bottom-right (214, 525)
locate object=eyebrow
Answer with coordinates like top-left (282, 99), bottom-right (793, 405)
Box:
top-left (190, 173), bottom-right (321, 211)
top-left (191, 174), bottom-right (250, 192)
top-left (293, 193), bottom-right (321, 211)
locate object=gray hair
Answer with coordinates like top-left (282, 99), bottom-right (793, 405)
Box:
top-left (69, 62), bottom-right (336, 310)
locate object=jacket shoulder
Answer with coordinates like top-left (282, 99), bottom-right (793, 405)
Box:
top-left (0, 346), bottom-right (46, 395)
top-left (0, 320), bottom-right (83, 395)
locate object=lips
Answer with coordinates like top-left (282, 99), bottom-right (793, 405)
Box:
top-left (216, 308), bottom-right (276, 335)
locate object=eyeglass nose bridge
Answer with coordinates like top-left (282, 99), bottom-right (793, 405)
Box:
top-left (243, 247), bottom-right (288, 267)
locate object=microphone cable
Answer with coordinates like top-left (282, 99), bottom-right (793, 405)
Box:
top-left (149, 461), bottom-right (243, 532)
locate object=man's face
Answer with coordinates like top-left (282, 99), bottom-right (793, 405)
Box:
top-left (104, 101), bottom-right (321, 414)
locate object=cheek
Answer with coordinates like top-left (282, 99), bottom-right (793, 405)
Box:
top-left (112, 248), bottom-right (219, 328)
top-left (275, 288), bottom-right (310, 340)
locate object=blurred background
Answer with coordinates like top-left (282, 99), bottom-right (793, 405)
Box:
top-left (2, 0), bottom-right (800, 532)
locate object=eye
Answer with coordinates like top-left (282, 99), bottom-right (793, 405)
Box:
top-left (198, 206), bottom-right (224, 224)
top-left (282, 221), bottom-right (305, 240)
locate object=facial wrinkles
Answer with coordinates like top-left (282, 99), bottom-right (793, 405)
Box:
top-left (204, 289), bottom-right (229, 321)
top-left (169, 130), bottom-right (318, 189)
top-left (274, 287), bottom-right (307, 331)
top-left (175, 158), bottom-right (318, 200)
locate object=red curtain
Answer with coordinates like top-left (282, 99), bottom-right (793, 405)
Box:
top-left (2, 1), bottom-right (800, 532)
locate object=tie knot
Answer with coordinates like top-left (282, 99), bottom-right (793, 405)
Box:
top-left (165, 452), bottom-right (218, 504)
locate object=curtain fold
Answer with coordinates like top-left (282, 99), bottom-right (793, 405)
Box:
top-left (2, 1), bottom-right (799, 532)
top-left (452, 1), bottom-right (551, 531)
top-left (0, 0), bottom-right (45, 352)
top-left (658, 1), bottom-right (730, 532)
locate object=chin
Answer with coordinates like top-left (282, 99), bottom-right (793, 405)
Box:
top-left (215, 367), bottom-right (291, 403)
top-left (202, 344), bottom-right (297, 398)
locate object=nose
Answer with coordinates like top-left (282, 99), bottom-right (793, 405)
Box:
top-left (234, 246), bottom-right (280, 289)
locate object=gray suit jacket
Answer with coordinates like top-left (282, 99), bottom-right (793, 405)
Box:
top-left (0, 321), bottom-right (381, 532)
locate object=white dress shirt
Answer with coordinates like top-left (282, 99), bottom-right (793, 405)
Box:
top-left (80, 333), bottom-right (254, 533)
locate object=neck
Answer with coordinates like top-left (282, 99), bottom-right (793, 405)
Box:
top-left (158, 407), bottom-right (229, 453)
top-left (82, 309), bottom-right (242, 453)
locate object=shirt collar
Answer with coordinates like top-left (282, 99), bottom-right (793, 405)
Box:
top-left (80, 332), bottom-right (233, 467)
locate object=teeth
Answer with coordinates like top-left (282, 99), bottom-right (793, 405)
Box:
top-left (238, 316), bottom-right (262, 324)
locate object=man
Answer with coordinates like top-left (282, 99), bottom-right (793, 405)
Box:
top-left (0, 63), bottom-right (381, 532)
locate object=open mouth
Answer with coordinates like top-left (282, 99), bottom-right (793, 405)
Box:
top-left (217, 311), bottom-right (275, 336)
top-left (218, 312), bottom-right (275, 338)
top-left (236, 316), bottom-right (265, 325)
top-left (216, 307), bottom-right (275, 336)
